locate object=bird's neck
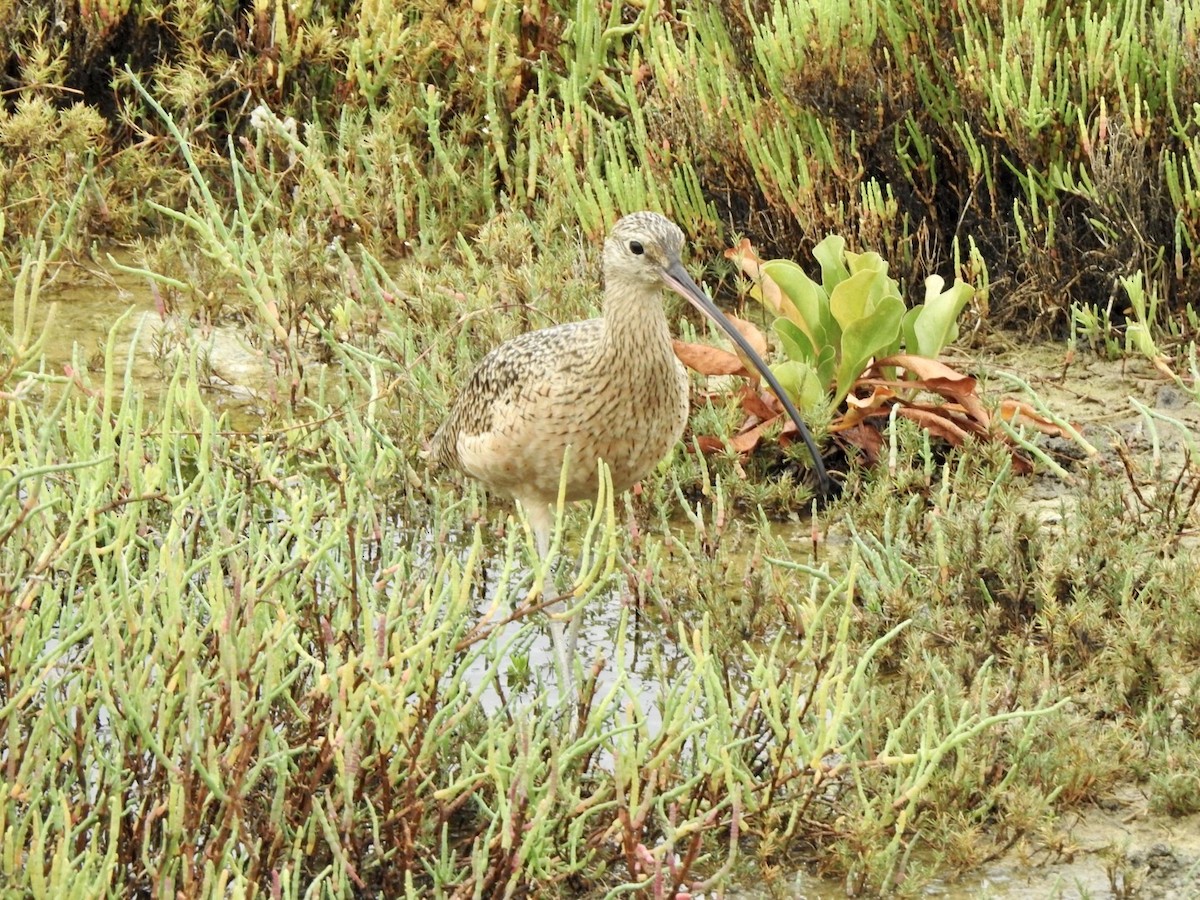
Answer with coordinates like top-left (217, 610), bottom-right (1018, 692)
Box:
top-left (600, 281), bottom-right (674, 359)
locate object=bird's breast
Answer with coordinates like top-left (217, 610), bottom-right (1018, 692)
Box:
top-left (562, 329), bottom-right (688, 494)
top-left (448, 317), bottom-right (690, 506)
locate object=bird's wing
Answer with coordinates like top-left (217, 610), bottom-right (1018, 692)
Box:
top-left (429, 320), bottom-right (600, 472)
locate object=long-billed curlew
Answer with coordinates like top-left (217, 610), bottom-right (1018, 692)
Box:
top-left (430, 212), bottom-right (831, 674)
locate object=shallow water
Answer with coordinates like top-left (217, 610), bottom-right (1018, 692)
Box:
top-left (10, 257), bottom-right (158, 378)
top-left (10, 256), bottom-right (280, 428)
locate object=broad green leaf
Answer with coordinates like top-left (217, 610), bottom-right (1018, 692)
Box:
top-left (900, 305), bottom-right (923, 356)
top-left (828, 268), bottom-right (885, 332)
top-left (833, 295), bottom-right (906, 406)
top-left (815, 343), bottom-right (838, 393)
top-left (812, 234), bottom-right (849, 295)
top-left (880, 315), bottom-right (905, 359)
top-left (845, 249), bottom-right (889, 278)
top-left (772, 360), bottom-right (825, 412)
top-left (774, 317), bottom-right (817, 367)
top-left (761, 259), bottom-right (826, 348)
top-left (909, 275), bottom-right (974, 357)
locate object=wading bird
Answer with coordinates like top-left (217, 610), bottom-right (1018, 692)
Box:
top-left (431, 212), bottom-right (831, 675)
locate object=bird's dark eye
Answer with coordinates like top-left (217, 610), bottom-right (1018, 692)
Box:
top-left (629, 241), bottom-right (644, 255)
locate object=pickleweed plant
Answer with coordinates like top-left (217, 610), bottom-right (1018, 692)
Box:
top-left (1072, 269), bottom-right (1200, 381)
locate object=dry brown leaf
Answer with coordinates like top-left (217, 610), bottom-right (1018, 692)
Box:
top-left (837, 424), bottom-right (884, 464)
top-left (692, 435), bottom-right (727, 454)
top-left (898, 405), bottom-right (1033, 472)
top-left (875, 354), bottom-right (971, 384)
top-left (896, 406), bottom-right (973, 444)
top-left (867, 355), bottom-right (991, 427)
top-left (902, 400), bottom-right (989, 429)
top-left (726, 314), bottom-right (769, 362)
top-left (672, 339), bottom-right (749, 377)
top-left (954, 393), bottom-right (990, 428)
top-left (997, 399), bottom-right (1068, 436)
top-left (936, 402), bottom-right (992, 430)
top-left (723, 238), bottom-right (764, 278)
top-left (730, 424), bottom-right (766, 454)
top-left (690, 425), bottom-right (767, 456)
top-left (840, 401), bottom-right (1034, 472)
top-left (779, 418), bottom-right (825, 452)
top-left (724, 238), bottom-right (788, 317)
top-left (1011, 454), bottom-right (1034, 474)
top-left (835, 385), bottom-right (897, 431)
top-left (901, 394), bottom-right (990, 430)
top-left (738, 385), bottom-right (780, 422)
top-left (846, 385), bottom-right (898, 409)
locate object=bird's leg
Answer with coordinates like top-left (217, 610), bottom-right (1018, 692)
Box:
top-left (522, 500), bottom-right (576, 686)
top-left (550, 459), bottom-right (614, 691)
top-left (533, 514), bottom-right (551, 561)
top-left (522, 499), bottom-right (558, 597)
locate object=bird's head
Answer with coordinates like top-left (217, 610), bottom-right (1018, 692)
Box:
top-left (602, 211), bottom-right (687, 289)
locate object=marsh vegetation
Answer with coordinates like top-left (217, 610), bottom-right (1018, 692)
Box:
top-left (3, 1), bottom-right (1200, 896)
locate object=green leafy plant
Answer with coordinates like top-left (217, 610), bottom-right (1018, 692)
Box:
top-left (738, 235), bottom-right (974, 409)
top-left (677, 235), bottom-right (1085, 469)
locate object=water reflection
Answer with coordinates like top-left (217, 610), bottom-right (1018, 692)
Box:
top-left (10, 255), bottom-right (279, 427)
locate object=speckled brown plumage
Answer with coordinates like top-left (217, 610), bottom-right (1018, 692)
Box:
top-left (430, 212), bottom-right (691, 548)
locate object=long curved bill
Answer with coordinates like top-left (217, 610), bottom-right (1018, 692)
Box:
top-left (664, 260), bottom-right (833, 496)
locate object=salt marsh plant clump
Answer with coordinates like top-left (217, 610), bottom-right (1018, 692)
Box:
top-left (2, 1), bottom-right (1199, 329)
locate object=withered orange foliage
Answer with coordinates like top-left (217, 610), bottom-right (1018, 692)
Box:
top-left (674, 324), bottom-right (1071, 471)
